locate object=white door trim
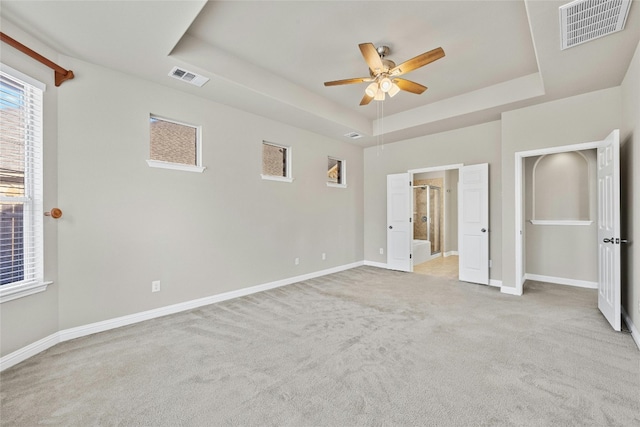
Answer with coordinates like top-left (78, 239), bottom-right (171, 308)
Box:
top-left (514, 139), bottom-right (612, 296)
top-left (408, 164), bottom-right (464, 174)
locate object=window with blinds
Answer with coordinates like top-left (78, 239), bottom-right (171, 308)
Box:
top-left (0, 64), bottom-right (45, 290)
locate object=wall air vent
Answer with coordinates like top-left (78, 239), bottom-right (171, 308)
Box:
top-left (168, 66), bottom-right (209, 87)
top-left (344, 132), bottom-right (363, 139)
top-left (560, 0), bottom-right (632, 50)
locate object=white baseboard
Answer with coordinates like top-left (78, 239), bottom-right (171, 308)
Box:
top-left (524, 273), bottom-right (597, 289)
top-left (500, 286), bottom-right (522, 296)
top-left (1, 261), bottom-right (365, 372)
top-left (59, 261), bottom-right (365, 342)
top-left (621, 306), bottom-right (640, 351)
top-left (489, 279), bottom-right (503, 288)
top-left (0, 332), bottom-right (60, 372)
top-left (364, 260), bottom-right (388, 269)
top-left (444, 251), bottom-right (459, 257)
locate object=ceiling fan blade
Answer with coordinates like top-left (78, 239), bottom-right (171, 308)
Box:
top-left (359, 43), bottom-right (384, 75)
top-left (324, 77), bottom-right (372, 86)
top-left (360, 93), bottom-right (374, 106)
top-left (395, 78), bottom-right (428, 94)
top-left (390, 47), bottom-right (445, 76)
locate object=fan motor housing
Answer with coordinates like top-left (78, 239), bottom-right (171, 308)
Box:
top-left (369, 58), bottom-right (396, 77)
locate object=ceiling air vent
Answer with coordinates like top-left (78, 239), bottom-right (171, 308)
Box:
top-left (560, 0), bottom-right (632, 50)
top-left (168, 66), bottom-right (209, 87)
top-left (344, 132), bottom-right (363, 139)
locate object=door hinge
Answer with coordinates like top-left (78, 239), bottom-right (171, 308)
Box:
top-left (409, 254), bottom-right (412, 259)
top-left (409, 181), bottom-right (412, 186)
top-left (409, 217), bottom-right (412, 223)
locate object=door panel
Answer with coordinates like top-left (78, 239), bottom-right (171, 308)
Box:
top-left (387, 173), bottom-right (411, 272)
top-left (462, 235), bottom-right (482, 269)
top-left (597, 130), bottom-right (620, 331)
top-left (459, 164), bottom-right (489, 284)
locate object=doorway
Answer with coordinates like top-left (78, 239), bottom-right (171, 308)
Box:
top-left (410, 166), bottom-right (459, 279)
top-left (515, 141), bottom-right (608, 293)
top-left (412, 184), bottom-right (442, 257)
top-left (514, 130), bottom-right (621, 331)
top-left (386, 163), bottom-right (489, 286)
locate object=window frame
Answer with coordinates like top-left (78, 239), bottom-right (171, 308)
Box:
top-left (261, 141), bottom-right (293, 183)
top-left (0, 63), bottom-right (51, 303)
top-left (146, 114), bottom-right (205, 173)
top-left (327, 156), bottom-right (347, 188)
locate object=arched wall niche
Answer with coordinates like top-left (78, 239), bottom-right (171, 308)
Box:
top-left (532, 151), bottom-right (590, 222)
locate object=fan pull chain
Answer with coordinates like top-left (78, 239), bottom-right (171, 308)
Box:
top-left (376, 100), bottom-right (384, 156)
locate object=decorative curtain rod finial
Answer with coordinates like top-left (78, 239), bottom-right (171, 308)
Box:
top-left (55, 70), bottom-right (74, 87)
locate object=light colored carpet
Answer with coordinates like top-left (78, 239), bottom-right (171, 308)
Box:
top-left (1, 267), bottom-right (638, 426)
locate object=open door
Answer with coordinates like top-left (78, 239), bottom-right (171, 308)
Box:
top-left (459, 164), bottom-right (489, 284)
top-left (597, 130), bottom-right (621, 331)
top-left (387, 173), bottom-right (411, 272)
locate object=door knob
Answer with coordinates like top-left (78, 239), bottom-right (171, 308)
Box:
top-left (603, 238), bottom-right (614, 243)
top-left (481, 228), bottom-right (486, 233)
top-left (389, 226), bottom-right (393, 229)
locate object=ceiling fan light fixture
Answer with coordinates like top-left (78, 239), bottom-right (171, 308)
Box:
top-left (365, 82), bottom-right (378, 97)
top-left (379, 77), bottom-right (393, 92)
top-left (388, 82), bottom-right (401, 97)
top-left (323, 42), bottom-right (445, 106)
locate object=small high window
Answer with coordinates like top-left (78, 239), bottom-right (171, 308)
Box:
top-left (261, 141), bottom-right (292, 182)
top-left (327, 157), bottom-right (346, 188)
top-left (146, 115), bottom-right (204, 172)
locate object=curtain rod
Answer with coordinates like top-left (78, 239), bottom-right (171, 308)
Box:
top-left (0, 32), bottom-right (74, 87)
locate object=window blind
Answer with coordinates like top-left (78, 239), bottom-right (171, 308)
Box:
top-left (0, 65), bottom-right (44, 287)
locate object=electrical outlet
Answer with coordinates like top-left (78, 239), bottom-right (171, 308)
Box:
top-left (379, 248), bottom-right (384, 255)
top-left (295, 257), bottom-right (299, 265)
top-left (322, 253), bottom-right (326, 260)
top-left (151, 280), bottom-right (161, 292)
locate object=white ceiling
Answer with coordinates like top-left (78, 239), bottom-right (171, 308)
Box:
top-left (1, 1), bottom-right (639, 146)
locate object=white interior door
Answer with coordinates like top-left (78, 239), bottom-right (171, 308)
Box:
top-left (387, 173), bottom-right (411, 272)
top-left (597, 130), bottom-right (621, 331)
top-left (459, 163), bottom-right (489, 284)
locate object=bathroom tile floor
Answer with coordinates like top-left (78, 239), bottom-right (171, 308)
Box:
top-left (413, 255), bottom-right (459, 279)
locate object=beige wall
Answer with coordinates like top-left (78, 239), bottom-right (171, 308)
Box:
top-left (53, 57), bottom-right (363, 330)
top-left (363, 121), bottom-right (502, 281)
top-left (620, 40), bottom-right (640, 332)
top-left (0, 19), bottom-right (60, 356)
top-left (1, 52), bottom-right (364, 355)
top-left (501, 87), bottom-right (622, 289)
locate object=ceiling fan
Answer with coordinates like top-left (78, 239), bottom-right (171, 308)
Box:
top-left (324, 43), bottom-right (445, 106)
